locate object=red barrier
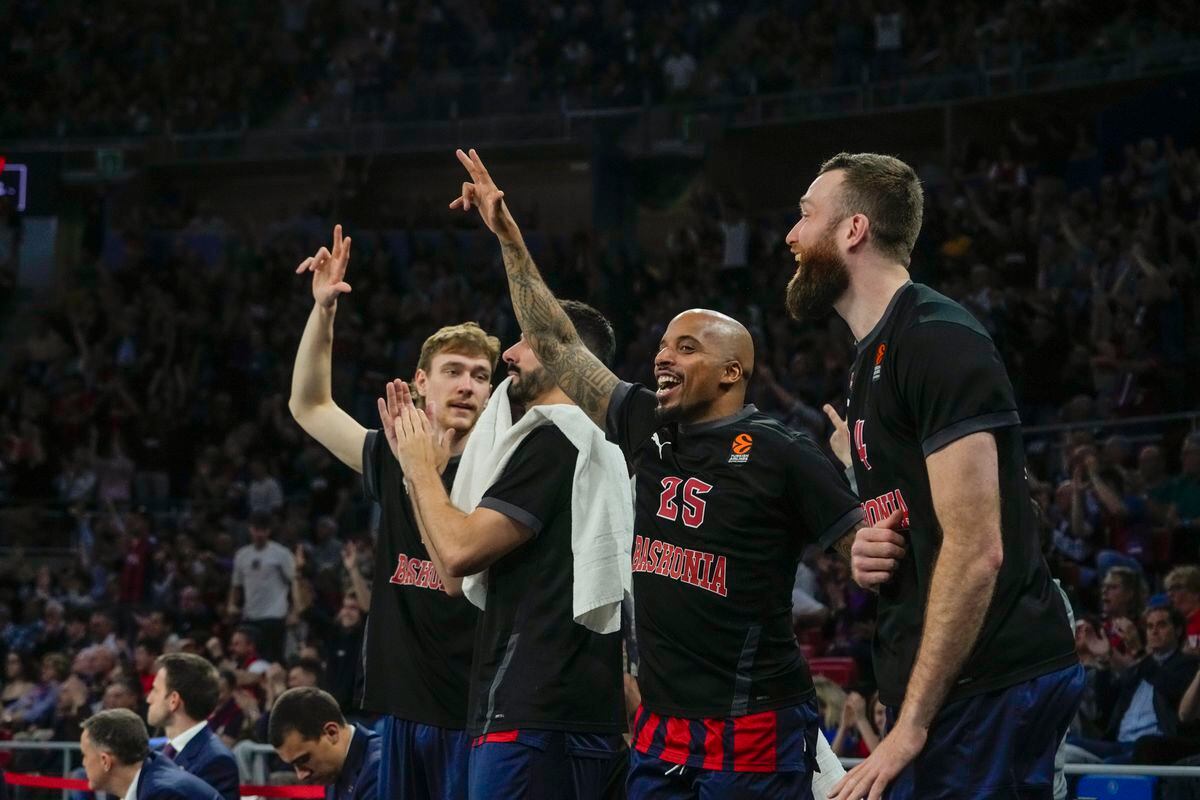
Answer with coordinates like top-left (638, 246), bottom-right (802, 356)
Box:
top-left (2, 772), bottom-right (324, 797)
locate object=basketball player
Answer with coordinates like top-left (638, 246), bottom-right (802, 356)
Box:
top-left (784, 153), bottom-right (1083, 799)
top-left (450, 148), bottom-right (883, 798)
top-left (289, 225), bottom-right (500, 799)
top-left (384, 301), bottom-right (627, 799)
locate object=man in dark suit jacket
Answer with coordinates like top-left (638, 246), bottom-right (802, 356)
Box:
top-left (1074, 606), bottom-right (1199, 762)
top-left (269, 687), bottom-right (380, 800)
top-left (146, 653), bottom-right (240, 800)
top-left (80, 709), bottom-right (223, 800)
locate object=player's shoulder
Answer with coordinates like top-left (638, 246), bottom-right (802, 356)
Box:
top-left (516, 422), bottom-right (577, 457)
top-left (897, 283), bottom-right (991, 341)
top-left (739, 410), bottom-right (825, 457)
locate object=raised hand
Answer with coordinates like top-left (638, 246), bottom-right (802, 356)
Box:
top-left (376, 379), bottom-right (409, 464)
top-left (851, 510), bottom-right (907, 590)
top-left (823, 403), bottom-right (852, 469)
top-left (449, 148), bottom-right (521, 243)
top-left (341, 540), bottom-right (358, 572)
top-left (296, 224), bottom-right (353, 310)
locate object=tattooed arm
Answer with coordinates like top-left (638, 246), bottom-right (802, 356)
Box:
top-left (451, 148), bottom-right (618, 426)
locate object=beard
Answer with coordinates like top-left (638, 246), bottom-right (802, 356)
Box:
top-left (506, 365), bottom-right (555, 406)
top-left (785, 227), bottom-right (850, 321)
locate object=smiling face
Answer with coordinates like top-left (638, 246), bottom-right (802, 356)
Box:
top-left (654, 311), bottom-right (749, 424)
top-left (784, 171), bottom-right (852, 321)
top-left (413, 351), bottom-right (493, 434)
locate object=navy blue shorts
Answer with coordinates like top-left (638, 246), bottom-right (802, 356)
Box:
top-left (467, 729), bottom-right (626, 800)
top-left (627, 747), bottom-right (814, 799)
top-left (379, 715), bottom-right (471, 800)
top-left (886, 663), bottom-right (1084, 800)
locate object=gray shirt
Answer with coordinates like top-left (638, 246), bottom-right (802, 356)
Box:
top-left (232, 541), bottom-right (295, 620)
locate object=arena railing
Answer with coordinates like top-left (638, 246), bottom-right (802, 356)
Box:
top-left (0, 740), bottom-right (283, 800)
top-left (1, 39), bottom-right (1196, 163)
top-left (4, 741), bottom-right (1200, 799)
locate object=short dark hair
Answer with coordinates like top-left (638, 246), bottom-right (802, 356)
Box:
top-left (268, 687), bottom-right (344, 747)
top-left (560, 300), bottom-right (616, 366)
top-left (818, 152), bottom-right (924, 265)
top-left (137, 637), bottom-right (164, 656)
top-left (287, 657), bottom-right (324, 684)
top-left (156, 653), bottom-right (220, 720)
top-left (1146, 604), bottom-right (1186, 638)
top-left (233, 625), bottom-right (260, 648)
top-left (83, 709), bottom-right (149, 766)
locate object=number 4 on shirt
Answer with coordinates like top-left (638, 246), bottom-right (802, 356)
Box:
top-left (657, 476), bottom-right (714, 528)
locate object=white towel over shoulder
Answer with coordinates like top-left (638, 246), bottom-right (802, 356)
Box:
top-left (449, 377), bottom-right (633, 634)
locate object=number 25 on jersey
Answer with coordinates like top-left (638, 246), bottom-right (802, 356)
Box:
top-left (657, 476), bottom-right (713, 528)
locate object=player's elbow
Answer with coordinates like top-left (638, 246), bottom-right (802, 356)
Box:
top-left (288, 395), bottom-right (313, 424)
top-left (443, 546), bottom-right (481, 579)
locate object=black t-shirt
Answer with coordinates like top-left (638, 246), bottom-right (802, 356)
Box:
top-left (467, 424), bottom-right (624, 736)
top-left (843, 282), bottom-right (1076, 708)
top-left (361, 430), bottom-right (478, 729)
top-left (607, 386), bottom-right (862, 718)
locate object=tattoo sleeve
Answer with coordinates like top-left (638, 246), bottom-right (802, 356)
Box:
top-left (500, 240), bottom-right (618, 425)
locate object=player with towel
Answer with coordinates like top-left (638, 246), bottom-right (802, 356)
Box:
top-left (383, 300), bottom-right (630, 800)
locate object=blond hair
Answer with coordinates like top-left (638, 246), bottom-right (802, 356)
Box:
top-left (416, 322), bottom-right (501, 376)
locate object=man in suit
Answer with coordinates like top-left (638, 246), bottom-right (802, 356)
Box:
top-left (1073, 605), bottom-right (1198, 762)
top-left (269, 687), bottom-right (380, 800)
top-left (146, 653), bottom-right (240, 800)
top-left (80, 708), bottom-right (223, 800)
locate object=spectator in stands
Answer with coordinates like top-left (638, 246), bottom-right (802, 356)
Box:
top-left (1168, 567), bottom-right (1200, 654)
top-left (209, 670), bottom-right (246, 748)
top-left (1169, 434), bottom-right (1200, 536)
top-left (134, 638), bottom-right (164, 695)
top-left (0, 652), bottom-right (68, 731)
top-left (228, 512), bottom-right (295, 662)
top-left (831, 690), bottom-right (881, 758)
top-left (269, 687), bottom-right (380, 800)
top-left (146, 653), bottom-right (239, 800)
top-left (1101, 566), bottom-right (1148, 652)
top-left (80, 709), bottom-right (221, 800)
top-left (102, 678), bottom-right (144, 715)
top-left (1070, 606), bottom-right (1197, 763)
top-left (1, 653), bottom-right (34, 710)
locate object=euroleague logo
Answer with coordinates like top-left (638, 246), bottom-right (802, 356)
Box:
top-left (873, 342), bottom-right (886, 382)
top-left (728, 432), bottom-right (753, 464)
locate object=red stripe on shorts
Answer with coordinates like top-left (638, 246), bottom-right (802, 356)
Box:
top-left (701, 717), bottom-right (726, 770)
top-left (634, 706), bottom-right (661, 753)
top-left (732, 710), bottom-right (777, 772)
top-left (660, 716), bottom-right (692, 762)
top-left (471, 729), bottom-right (520, 747)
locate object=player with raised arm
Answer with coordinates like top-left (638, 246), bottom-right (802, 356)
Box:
top-left (784, 152), bottom-right (1082, 800)
top-left (450, 148), bottom-right (889, 798)
top-left (288, 225), bottom-right (501, 800)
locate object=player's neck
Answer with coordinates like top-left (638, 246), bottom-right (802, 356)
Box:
top-left (834, 261), bottom-right (911, 342)
top-left (686, 391), bottom-right (746, 425)
top-left (527, 387), bottom-right (573, 409)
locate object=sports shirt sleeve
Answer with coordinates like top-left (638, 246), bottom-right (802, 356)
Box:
top-left (894, 322), bottom-right (1020, 457)
top-left (478, 426), bottom-right (575, 538)
top-left (361, 429), bottom-right (395, 502)
top-left (782, 437), bottom-right (864, 552)
top-left (605, 381), bottom-right (659, 461)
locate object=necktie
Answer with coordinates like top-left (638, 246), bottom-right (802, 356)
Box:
top-left (163, 743), bottom-right (178, 760)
